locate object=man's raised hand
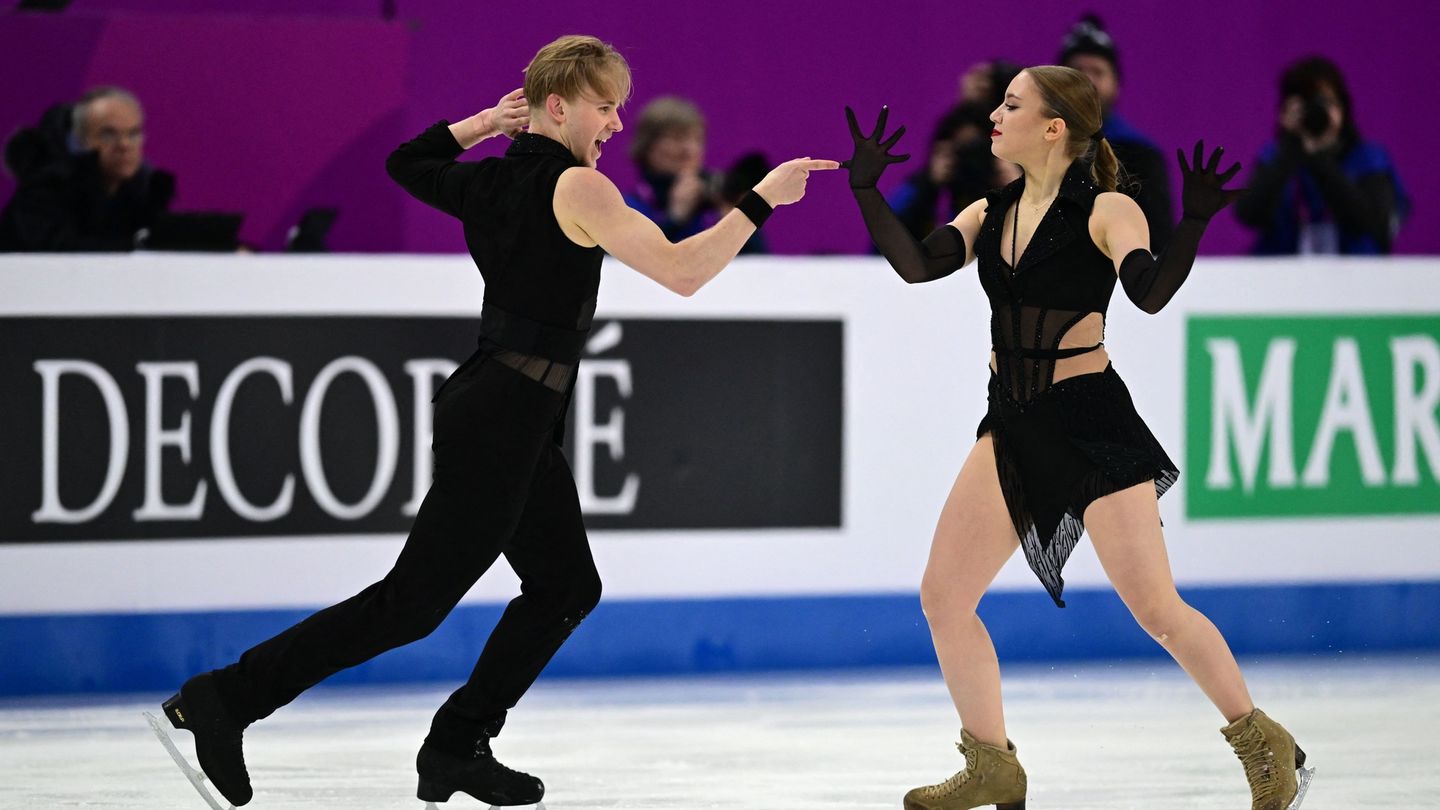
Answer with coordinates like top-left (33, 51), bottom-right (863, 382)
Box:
top-left (754, 158), bottom-right (841, 206)
top-left (489, 88), bottom-right (529, 139)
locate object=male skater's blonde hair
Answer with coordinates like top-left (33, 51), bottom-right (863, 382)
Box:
top-left (524, 35), bottom-right (632, 107)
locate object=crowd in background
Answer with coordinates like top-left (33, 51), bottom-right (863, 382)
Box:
top-left (0, 14), bottom-right (1410, 257)
top-left (875, 14), bottom-right (1408, 257)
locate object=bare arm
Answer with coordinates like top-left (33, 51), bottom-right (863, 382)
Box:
top-left (1093, 191), bottom-right (1151, 263)
top-left (946, 198), bottom-right (988, 268)
top-left (554, 158), bottom-right (839, 296)
top-left (1096, 188), bottom-right (1202, 315)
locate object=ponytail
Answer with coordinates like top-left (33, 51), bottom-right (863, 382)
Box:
top-left (1090, 136), bottom-right (1119, 192)
top-left (1024, 66), bottom-right (1134, 194)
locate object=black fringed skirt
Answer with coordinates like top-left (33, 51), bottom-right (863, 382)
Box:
top-left (975, 363), bottom-right (1178, 607)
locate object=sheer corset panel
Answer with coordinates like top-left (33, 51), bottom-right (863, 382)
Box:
top-left (490, 349), bottom-right (575, 392)
top-left (989, 307), bottom-right (1108, 403)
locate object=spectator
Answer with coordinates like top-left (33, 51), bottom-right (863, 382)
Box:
top-left (888, 102), bottom-right (1021, 241)
top-left (1060, 14), bottom-right (1174, 250)
top-left (0, 86), bottom-right (174, 252)
top-left (1235, 55), bottom-right (1409, 254)
top-left (958, 59), bottom-right (1022, 110)
top-left (624, 96), bottom-right (718, 241)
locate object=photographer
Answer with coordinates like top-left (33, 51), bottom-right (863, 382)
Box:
top-left (623, 95), bottom-right (718, 241)
top-left (1235, 56), bottom-right (1409, 254)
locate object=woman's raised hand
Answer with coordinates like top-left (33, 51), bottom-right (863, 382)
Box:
top-left (842, 105), bottom-right (911, 189)
top-left (1178, 140), bottom-right (1244, 221)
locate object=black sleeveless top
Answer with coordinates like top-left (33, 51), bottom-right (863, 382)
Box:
top-left (974, 160), bottom-right (1118, 405)
top-left (386, 125), bottom-right (604, 352)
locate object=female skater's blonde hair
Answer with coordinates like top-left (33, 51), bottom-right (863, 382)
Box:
top-left (1024, 65), bottom-right (1127, 193)
top-left (524, 35), bottom-right (632, 107)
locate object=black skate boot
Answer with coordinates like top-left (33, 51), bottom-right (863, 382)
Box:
top-left (417, 714), bottom-right (543, 806)
top-left (162, 672), bottom-right (254, 807)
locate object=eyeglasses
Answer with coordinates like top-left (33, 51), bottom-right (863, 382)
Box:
top-left (92, 127), bottom-right (144, 147)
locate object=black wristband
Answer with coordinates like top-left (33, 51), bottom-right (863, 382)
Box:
top-left (736, 190), bottom-right (773, 228)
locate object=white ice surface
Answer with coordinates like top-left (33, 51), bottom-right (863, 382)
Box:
top-left (2, 655), bottom-right (1436, 809)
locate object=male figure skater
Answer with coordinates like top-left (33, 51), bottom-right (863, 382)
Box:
top-left (157, 34), bottom-right (836, 807)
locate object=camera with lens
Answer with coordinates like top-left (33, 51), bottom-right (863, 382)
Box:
top-left (1300, 96), bottom-right (1333, 137)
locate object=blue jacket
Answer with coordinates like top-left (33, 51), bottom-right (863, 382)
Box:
top-left (1240, 138), bottom-right (1409, 255)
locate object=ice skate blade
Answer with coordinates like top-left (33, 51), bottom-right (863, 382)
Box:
top-left (144, 712), bottom-right (236, 810)
top-left (421, 803), bottom-right (545, 809)
top-left (1288, 764), bottom-right (1315, 809)
top-left (423, 795), bottom-right (547, 801)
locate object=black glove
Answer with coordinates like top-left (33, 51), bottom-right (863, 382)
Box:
top-left (843, 105), bottom-right (910, 189)
top-left (1122, 139), bottom-right (1243, 314)
top-left (1178, 140), bottom-right (1243, 222)
top-left (842, 105), bottom-right (964, 284)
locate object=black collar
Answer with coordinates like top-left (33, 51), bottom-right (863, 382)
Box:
top-left (506, 132), bottom-right (582, 166)
top-left (986, 159), bottom-right (1103, 214)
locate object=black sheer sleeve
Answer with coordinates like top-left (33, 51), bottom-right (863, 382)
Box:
top-left (1122, 141), bottom-right (1243, 314)
top-left (854, 186), bottom-right (966, 283)
top-left (889, 170), bottom-right (942, 240)
top-left (1119, 217), bottom-right (1205, 314)
top-left (843, 106), bottom-right (966, 283)
top-left (385, 120), bottom-right (479, 219)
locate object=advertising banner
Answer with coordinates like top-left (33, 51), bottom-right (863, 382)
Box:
top-left (2, 316), bottom-right (840, 542)
top-left (1187, 315), bottom-right (1440, 518)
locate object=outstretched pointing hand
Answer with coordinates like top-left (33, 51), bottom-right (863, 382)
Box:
top-left (754, 158), bottom-right (842, 206)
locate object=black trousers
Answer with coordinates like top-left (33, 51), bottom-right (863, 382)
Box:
top-left (213, 354), bottom-right (600, 742)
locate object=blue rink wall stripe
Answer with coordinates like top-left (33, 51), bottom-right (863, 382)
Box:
top-left (2, 580), bottom-right (1438, 696)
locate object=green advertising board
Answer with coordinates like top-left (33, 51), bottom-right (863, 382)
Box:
top-left (1187, 315), bottom-right (1440, 518)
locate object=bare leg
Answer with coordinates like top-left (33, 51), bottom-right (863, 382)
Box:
top-left (919, 434), bottom-right (1022, 747)
top-left (1085, 482), bottom-right (1255, 722)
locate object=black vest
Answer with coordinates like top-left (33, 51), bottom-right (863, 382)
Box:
top-left (975, 159), bottom-right (1117, 317)
top-left (974, 161), bottom-right (1119, 402)
top-left (461, 133), bottom-right (604, 362)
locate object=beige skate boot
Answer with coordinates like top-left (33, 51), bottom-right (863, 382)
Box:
top-left (902, 729), bottom-right (1026, 810)
top-left (1221, 708), bottom-right (1315, 810)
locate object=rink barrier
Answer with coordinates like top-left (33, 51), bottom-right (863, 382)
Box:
top-left (4, 256), bottom-right (1439, 698)
top-left (3, 580), bottom-right (1437, 696)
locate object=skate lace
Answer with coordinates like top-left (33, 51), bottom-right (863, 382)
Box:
top-left (1232, 723), bottom-right (1279, 801)
top-left (918, 742), bottom-right (978, 799)
top-left (474, 741), bottom-right (531, 782)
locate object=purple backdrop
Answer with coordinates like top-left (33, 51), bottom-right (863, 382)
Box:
top-left (0, 10), bottom-right (409, 252)
top-left (2, 1), bottom-right (1434, 255)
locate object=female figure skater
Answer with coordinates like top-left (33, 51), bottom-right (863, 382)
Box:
top-left (842, 66), bottom-right (1312, 810)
